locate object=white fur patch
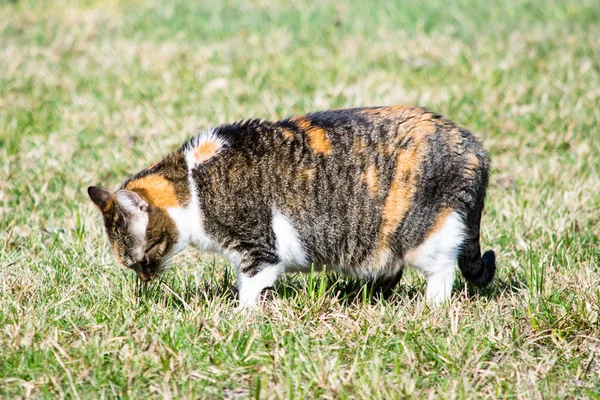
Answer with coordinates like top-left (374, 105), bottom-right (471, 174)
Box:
top-left (114, 191), bottom-right (149, 261)
top-left (167, 205), bottom-right (202, 254)
top-left (272, 209), bottom-right (308, 272)
top-left (234, 210), bottom-right (309, 308)
top-left (184, 129), bottom-right (227, 167)
top-left (129, 215), bottom-right (149, 262)
top-left (163, 149), bottom-right (226, 269)
top-left (168, 153), bottom-right (226, 254)
top-left (406, 211), bottom-right (466, 305)
top-left (237, 264), bottom-right (284, 308)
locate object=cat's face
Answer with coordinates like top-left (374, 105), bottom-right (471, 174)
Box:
top-left (87, 186), bottom-right (178, 281)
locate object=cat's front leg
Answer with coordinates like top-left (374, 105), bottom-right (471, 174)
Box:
top-left (236, 262), bottom-right (284, 309)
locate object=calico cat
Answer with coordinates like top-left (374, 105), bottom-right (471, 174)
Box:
top-left (88, 106), bottom-right (496, 307)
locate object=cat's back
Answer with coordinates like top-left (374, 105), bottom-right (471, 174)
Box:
top-left (202, 105), bottom-right (482, 169)
top-left (203, 106), bottom-right (488, 203)
top-left (212, 105), bottom-right (453, 156)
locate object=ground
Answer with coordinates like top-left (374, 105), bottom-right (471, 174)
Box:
top-left (0, 0), bottom-right (599, 398)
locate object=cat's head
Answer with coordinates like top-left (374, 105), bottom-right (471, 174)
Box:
top-left (87, 186), bottom-right (178, 281)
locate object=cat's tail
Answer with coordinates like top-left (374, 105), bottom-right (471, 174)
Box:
top-left (458, 235), bottom-right (496, 287)
top-left (457, 148), bottom-right (495, 287)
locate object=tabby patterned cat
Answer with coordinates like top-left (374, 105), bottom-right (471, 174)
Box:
top-left (88, 106), bottom-right (496, 307)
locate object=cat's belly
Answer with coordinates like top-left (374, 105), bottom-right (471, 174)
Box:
top-left (273, 207), bottom-right (403, 279)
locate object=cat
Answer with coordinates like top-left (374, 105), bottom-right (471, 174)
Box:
top-left (88, 106), bottom-right (496, 307)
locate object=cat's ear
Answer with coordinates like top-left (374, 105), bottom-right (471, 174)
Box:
top-left (114, 190), bottom-right (149, 218)
top-left (88, 186), bottom-right (112, 211)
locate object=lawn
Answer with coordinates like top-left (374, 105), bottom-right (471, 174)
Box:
top-left (0, 0), bottom-right (599, 398)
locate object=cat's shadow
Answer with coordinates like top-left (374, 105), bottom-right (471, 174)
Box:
top-left (468, 275), bottom-right (525, 300)
top-left (134, 270), bottom-right (523, 312)
top-left (270, 273), bottom-right (424, 306)
top-left (135, 276), bottom-right (524, 311)
top-left (134, 272), bottom-right (427, 311)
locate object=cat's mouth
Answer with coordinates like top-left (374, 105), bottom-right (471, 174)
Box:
top-left (129, 253), bottom-right (174, 282)
top-left (131, 262), bottom-right (159, 282)
top-left (132, 263), bottom-right (170, 282)
top-left (136, 271), bottom-right (155, 282)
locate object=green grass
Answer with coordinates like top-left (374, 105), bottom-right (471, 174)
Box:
top-left (1, 0), bottom-right (599, 397)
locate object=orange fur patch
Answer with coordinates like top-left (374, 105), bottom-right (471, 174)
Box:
top-left (363, 165), bottom-right (379, 197)
top-left (377, 140), bottom-right (397, 157)
top-left (374, 142), bottom-right (422, 264)
top-left (380, 149), bottom-right (419, 237)
top-left (294, 117), bottom-right (332, 155)
top-left (281, 127), bottom-right (295, 141)
top-left (103, 196), bottom-right (114, 213)
top-left (194, 140), bottom-right (220, 163)
top-left (429, 207), bottom-right (453, 236)
top-left (410, 118), bottom-right (436, 141)
top-left (125, 175), bottom-right (180, 208)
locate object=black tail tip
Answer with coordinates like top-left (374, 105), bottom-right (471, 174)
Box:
top-left (482, 250), bottom-right (496, 268)
top-left (477, 250), bottom-right (496, 287)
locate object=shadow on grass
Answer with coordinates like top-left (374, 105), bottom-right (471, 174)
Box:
top-left (132, 270), bottom-right (427, 312)
top-left (462, 274), bottom-right (526, 301)
top-left (132, 263), bottom-right (522, 312)
top-left (272, 271), bottom-right (424, 306)
top-left (132, 265), bottom-right (238, 312)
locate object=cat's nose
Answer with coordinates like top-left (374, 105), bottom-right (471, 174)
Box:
top-left (136, 270), bottom-right (152, 281)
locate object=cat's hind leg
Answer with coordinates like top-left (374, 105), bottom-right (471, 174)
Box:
top-left (407, 211), bottom-right (466, 305)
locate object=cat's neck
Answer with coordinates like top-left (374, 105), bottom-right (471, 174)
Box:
top-left (121, 150), bottom-right (211, 257)
top-left (165, 151), bottom-right (220, 256)
top-left (165, 198), bottom-right (203, 255)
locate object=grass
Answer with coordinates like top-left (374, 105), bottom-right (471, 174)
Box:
top-left (0, 0), bottom-right (599, 397)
